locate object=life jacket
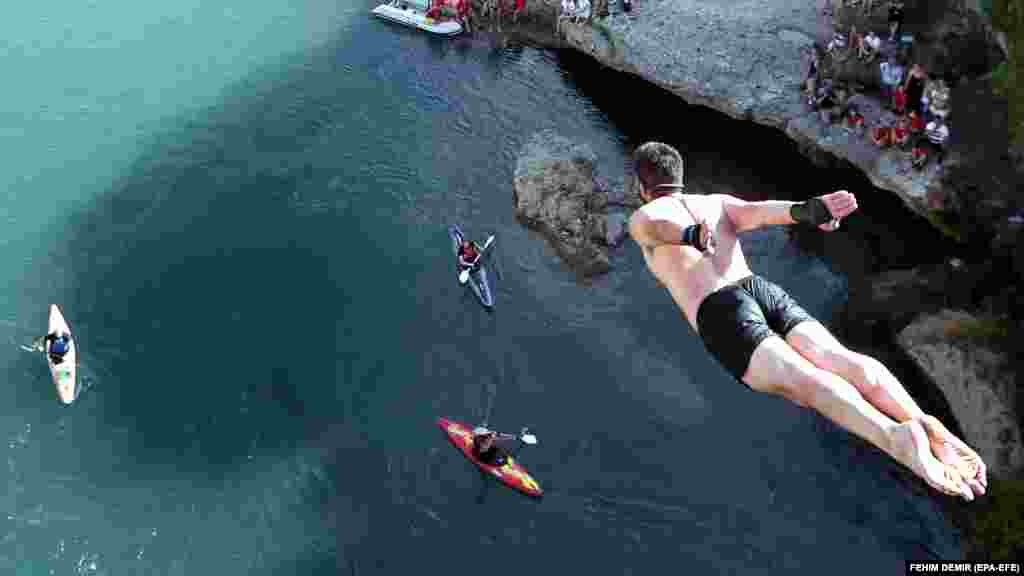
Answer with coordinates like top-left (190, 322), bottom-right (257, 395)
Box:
top-left (50, 337), bottom-right (69, 356)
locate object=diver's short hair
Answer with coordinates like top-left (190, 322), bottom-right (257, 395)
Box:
top-left (633, 142), bottom-right (684, 192)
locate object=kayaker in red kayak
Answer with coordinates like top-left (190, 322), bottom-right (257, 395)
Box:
top-left (627, 141), bottom-right (987, 502)
top-left (458, 240), bottom-right (481, 268)
top-left (471, 427), bottom-right (511, 466)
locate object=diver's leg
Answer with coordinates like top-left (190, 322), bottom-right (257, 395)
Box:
top-left (696, 281), bottom-right (970, 499)
top-left (742, 336), bottom-right (972, 500)
top-left (786, 321), bottom-right (925, 422)
top-left (786, 321), bottom-right (986, 494)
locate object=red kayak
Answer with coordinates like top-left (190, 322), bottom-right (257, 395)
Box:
top-left (437, 417), bottom-right (543, 497)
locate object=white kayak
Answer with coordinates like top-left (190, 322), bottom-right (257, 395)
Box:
top-left (371, 2), bottom-right (463, 36)
top-left (47, 304), bottom-right (78, 404)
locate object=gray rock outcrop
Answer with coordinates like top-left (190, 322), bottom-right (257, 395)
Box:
top-left (897, 310), bottom-right (1024, 478)
top-left (513, 130), bottom-right (630, 275)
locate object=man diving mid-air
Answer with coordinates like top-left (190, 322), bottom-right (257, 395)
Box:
top-left (627, 141), bottom-right (986, 501)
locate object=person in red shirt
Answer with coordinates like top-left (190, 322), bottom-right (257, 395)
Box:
top-left (845, 106), bottom-right (866, 137)
top-left (893, 86), bottom-right (907, 115)
top-left (872, 122), bottom-right (894, 147)
top-left (893, 115), bottom-right (911, 148)
top-left (458, 240), bottom-right (481, 268)
top-left (908, 110), bottom-right (925, 134)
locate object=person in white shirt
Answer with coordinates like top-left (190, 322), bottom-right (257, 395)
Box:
top-left (575, 0), bottom-right (590, 22)
top-left (922, 116), bottom-right (949, 167)
top-left (913, 115), bottom-right (950, 169)
top-left (858, 30), bottom-right (881, 61)
top-left (879, 56), bottom-right (905, 110)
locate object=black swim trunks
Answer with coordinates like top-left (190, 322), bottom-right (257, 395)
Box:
top-left (695, 275), bottom-right (815, 383)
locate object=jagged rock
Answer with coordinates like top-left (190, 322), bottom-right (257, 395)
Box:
top-left (513, 130), bottom-right (613, 275)
top-left (897, 310), bottom-right (1024, 478)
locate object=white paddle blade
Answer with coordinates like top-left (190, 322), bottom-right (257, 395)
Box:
top-left (459, 269), bottom-right (470, 284)
top-left (482, 235), bottom-right (495, 250)
top-left (520, 434), bottom-right (537, 445)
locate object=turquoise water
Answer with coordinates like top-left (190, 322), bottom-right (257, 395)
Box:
top-left (1, 2), bottom-right (960, 574)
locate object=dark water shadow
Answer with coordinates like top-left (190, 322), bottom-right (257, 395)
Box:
top-left (44, 29), bottom-right (414, 487)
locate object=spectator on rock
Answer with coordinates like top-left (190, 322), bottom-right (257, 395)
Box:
top-left (903, 63), bottom-right (928, 116)
top-left (858, 30), bottom-right (882, 62)
top-left (893, 84), bottom-right (907, 115)
top-left (804, 48), bottom-right (822, 102)
top-left (575, 0), bottom-right (590, 23)
top-left (828, 84), bottom-right (852, 124)
top-left (816, 83), bottom-right (838, 124)
top-left (911, 137), bottom-right (928, 168)
top-left (916, 115), bottom-right (950, 169)
top-left (848, 26), bottom-right (864, 60)
top-left (908, 109), bottom-right (925, 138)
top-left (879, 55), bottom-right (905, 110)
top-left (558, 0), bottom-right (576, 31)
top-left (887, 0), bottom-right (905, 42)
top-left (561, 0), bottom-right (576, 21)
top-left (925, 78), bottom-right (951, 120)
top-left (845, 105), bottom-right (866, 136)
top-left (827, 31), bottom-right (848, 60)
top-left (893, 114), bottom-right (912, 148)
top-left (872, 114), bottom-right (898, 147)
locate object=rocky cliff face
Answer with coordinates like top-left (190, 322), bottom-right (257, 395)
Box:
top-left (493, 0), bottom-right (1009, 223)
top-left (897, 310), bottom-right (1024, 477)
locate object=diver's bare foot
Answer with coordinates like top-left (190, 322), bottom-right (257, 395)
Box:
top-left (889, 420), bottom-right (974, 501)
top-left (919, 414), bottom-right (988, 497)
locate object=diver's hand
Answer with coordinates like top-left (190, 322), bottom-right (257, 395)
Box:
top-left (698, 220), bottom-right (716, 253)
top-left (817, 190), bottom-right (858, 232)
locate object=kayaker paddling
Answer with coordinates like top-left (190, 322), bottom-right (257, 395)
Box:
top-left (627, 141), bottom-right (987, 501)
top-left (44, 331), bottom-right (72, 365)
top-left (471, 427), bottom-right (510, 466)
top-left (449, 226), bottom-right (496, 308)
top-left (458, 240), bottom-right (481, 269)
top-left (437, 418), bottom-right (543, 497)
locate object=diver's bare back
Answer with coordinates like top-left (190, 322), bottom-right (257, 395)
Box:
top-left (637, 193), bottom-right (753, 330)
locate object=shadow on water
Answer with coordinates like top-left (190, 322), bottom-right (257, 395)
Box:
top-left (45, 34), bottom-right (417, 486)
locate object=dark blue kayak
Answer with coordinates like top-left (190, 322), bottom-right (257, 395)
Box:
top-left (449, 225), bottom-right (495, 309)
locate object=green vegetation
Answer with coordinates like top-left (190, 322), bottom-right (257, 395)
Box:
top-left (942, 314), bottom-right (1013, 340)
top-left (988, 1), bottom-right (1022, 152)
top-left (590, 18), bottom-right (621, 57)
top-left (925, 210), bottom-right (964, 242)
top-left (991, 61), bottom-right (1010, 96)
top-left (968, 477), bottom-right (1024, 560)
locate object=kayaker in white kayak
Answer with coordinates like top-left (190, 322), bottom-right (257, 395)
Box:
top-left (44, 331), bottom-right (72, 365)
top-left (627, 141), bottom-right (987, 502)
top-left (471, 427), bottom-right (512, 466)
top-left (458, 240), bottom-right (481, 269)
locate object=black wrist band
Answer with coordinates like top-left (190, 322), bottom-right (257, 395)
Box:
top-left (681, 224), bottom-right (701, 247)
top-left (790, 198), bottom-right (834, 226)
